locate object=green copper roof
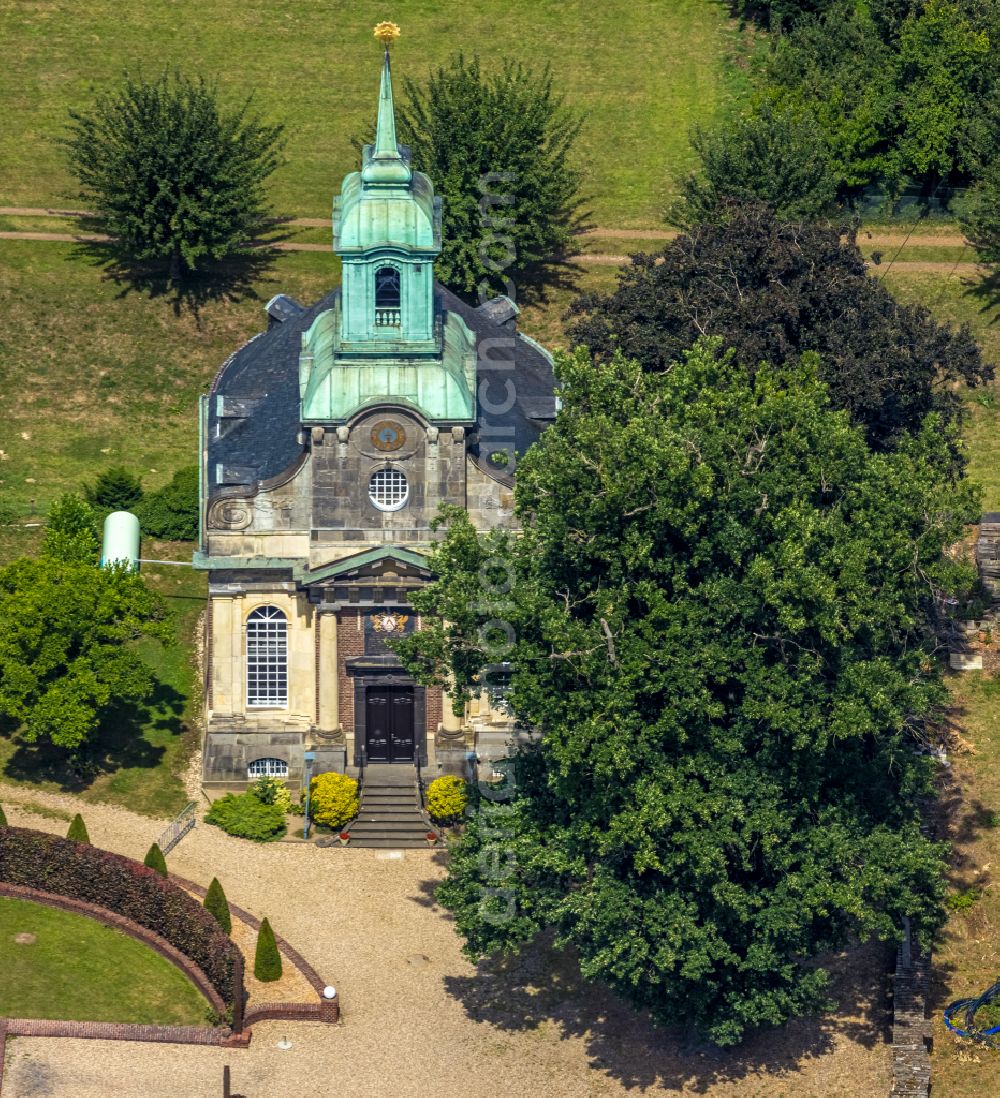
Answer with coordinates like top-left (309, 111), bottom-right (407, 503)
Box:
top-left (363, 49), bottom-right (412, 185)
top-left (334, 49), bottom-right (439, 253)
top-left (298, 297), bottom-right (477, 423)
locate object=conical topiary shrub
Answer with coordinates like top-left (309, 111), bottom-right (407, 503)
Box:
top-left (0, 803), bottom-right (7, 826)
top-left (66, 813), bottom-right (90, 844)
top-left (143, 842), bottom-right (168, 877)
top-left (203, 877), bottom-right (232, 934)
top-left (254, 917), bottom-right (282, 982)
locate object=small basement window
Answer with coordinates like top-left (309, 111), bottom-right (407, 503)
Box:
top-left (369, 468), bottom-right (409, 511)
top-left (247, 757), bottom-right (289, 779)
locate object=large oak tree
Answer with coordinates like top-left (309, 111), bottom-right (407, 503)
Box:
top-left (396, 340), bottom-right (977, 1045)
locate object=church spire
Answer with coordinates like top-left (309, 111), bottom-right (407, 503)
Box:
top-left (363, 24), bottom-right (411, 185)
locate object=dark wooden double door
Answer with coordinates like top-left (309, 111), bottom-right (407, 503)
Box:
top-left (365, 686), bottom-right (415, 762)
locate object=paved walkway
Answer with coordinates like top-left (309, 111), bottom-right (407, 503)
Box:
top-left (0, 782), bottom-right (890, 1097)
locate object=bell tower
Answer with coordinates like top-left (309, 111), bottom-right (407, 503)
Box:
top-left (300, 25), bottom-right (476, 425)
top-left (332, 37), bottom-right (442, 351)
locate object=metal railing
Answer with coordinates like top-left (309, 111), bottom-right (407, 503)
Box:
top-left (374, 308), bottom-right (401, 328)
top-left (156, 800), bottom-right (197, 855)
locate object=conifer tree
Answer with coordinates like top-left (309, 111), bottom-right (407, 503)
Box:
top-left (253, 917), bottom-right (282, 982)
top-left (66, 813), bottom-right (90, 844)
top-left (143, 842), bottom-right (168, 877)
top-left (83, 467), bottom-right (143, 512)
top-left (203, 877), bottom-right (233, 934)
top-left (395, 54), bottom-right (583, 299)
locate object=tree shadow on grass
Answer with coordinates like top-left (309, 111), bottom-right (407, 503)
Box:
top-left (926, 740), bottom-right (1000, 1018)
top-left (411, 873), bottom-right (891, 1093)
top-left (965, 266), bottom-right (1000, 320)
top-left (2, 680), bottom-right (185, 792)
top-left (513, 252), bottom-right (590, 313)
top-left (67, 216), bottom-right (295, 322)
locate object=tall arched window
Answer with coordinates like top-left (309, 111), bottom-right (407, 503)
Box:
top-left (246, 605), bottom-right (288, 708)
top-left (374, 266), bottom-right (401, 327)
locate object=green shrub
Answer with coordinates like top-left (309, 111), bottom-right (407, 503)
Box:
top-left (84, 466), bottom-right (143, 511)
top-left (0, 824), bottom-right (240, 1004)
top-left (205, 792), bottom-right (286, 842)
top-left (251, 775), bottom-right (292, 814)
top-left (254, 917), bottom-right (282, 982)
top-left (66, 813), bottom-right (90, 844)
top-left (306, 772), bottom-right (359, 830)
top-left (135, 466), bottom-right (199, 540)
top-left (426, 775), bottom-right (469, 824)
top-left (946, 887), bottom-right (983, 913)
top-left (143, 841), bottom-right (168, 877)
top-left (0, 804), bottom-right (6, 826)
top-left (203, 876), bottom-right (232, 934)
top-left (42, 493), bottom-right (101, 564)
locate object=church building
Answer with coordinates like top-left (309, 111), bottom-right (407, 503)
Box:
top-left (196, 41), bottom-right (556, 795)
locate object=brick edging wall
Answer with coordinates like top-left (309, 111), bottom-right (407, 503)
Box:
top-left (244, 999), bottom-right (340, 1026)
top-left (0, 882), bottom-right (226, 1016)
top-left (170, 874), bottom-right (328, 995)
top-left (3, 1018), bottom-right (247, 1047)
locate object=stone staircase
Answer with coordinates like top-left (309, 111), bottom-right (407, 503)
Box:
top-left (346, 765), bottom-right (434, 849)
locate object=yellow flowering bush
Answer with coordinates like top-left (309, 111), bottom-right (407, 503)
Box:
top-left (307, 772), bottom-right (360, 830)
top-left (251, 775), bottom-right (292, 814)
top-left (426, 775), bottom-right (468, 824)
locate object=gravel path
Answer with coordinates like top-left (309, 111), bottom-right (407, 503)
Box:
top-left (0, 782), bottom-right (890, 1096)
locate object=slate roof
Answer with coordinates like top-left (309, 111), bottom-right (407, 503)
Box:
top-left (207, 285), bottom-right (556, 498)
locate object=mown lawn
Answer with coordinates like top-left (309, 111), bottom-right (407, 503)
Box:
top-left (0, 894), bottom-right (210, 1025)
top-left (0, 0), bottom-right (746, 228)
top-left (0, 240), bottom-right (337, 516)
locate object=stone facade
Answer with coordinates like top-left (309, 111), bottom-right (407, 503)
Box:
top-left (197, 46), bottom-right (554, 796)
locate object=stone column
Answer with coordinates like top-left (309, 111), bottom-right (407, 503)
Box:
top-left (441, 682), bottom-right (464, 733)
top-left (210, 597), bottom-right (237, 716)
top-left (317, 610), bottom-right (340, 732)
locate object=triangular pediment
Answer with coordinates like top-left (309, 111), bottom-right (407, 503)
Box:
top-left (298, 545), bottom-right (432, 588)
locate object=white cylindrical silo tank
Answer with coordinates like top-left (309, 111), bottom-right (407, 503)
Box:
top-left (101, 511), bottom-right (140, 571)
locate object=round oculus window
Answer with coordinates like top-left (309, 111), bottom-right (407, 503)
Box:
top-left (369, 468), bottom-right (408, 511)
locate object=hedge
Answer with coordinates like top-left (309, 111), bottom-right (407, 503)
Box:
top-left (0, 825), bottom-right (240, 1006)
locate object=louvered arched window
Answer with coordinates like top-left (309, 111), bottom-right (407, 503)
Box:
top-left (374, 266), bottom-right (401, 327)
top-left (246, 606), bottom-right (288, 707)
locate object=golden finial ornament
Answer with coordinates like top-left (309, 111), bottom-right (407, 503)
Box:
top-left (373, 21), bottom-right (401, 47)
